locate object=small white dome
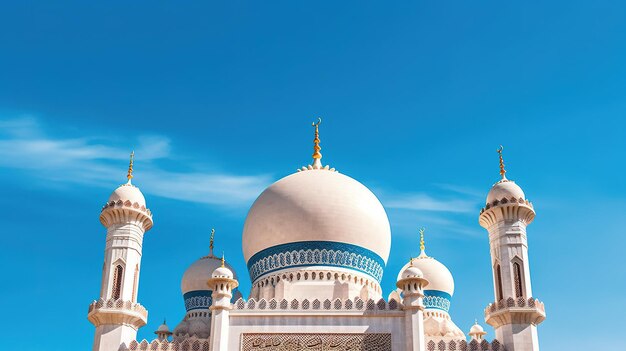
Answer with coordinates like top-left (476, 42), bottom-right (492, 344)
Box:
top-left (398, 252), bottom-right (454, 312)
top-left (242, 170), bottom-right (391, 283)
top-left (108, 183), bottom-right (146, 207)
top-left (401, 265), bottom-right (425, 280)
top-left (486, 180), bottom-right (525, 204)
top-left (156, 322), bottom-right (170, 333)
top-left (172, 320), bottom-right (188, 337)
top-left (212, 266), bottom-right (234, 279)
top-left (398, 255), bottom-right (454, 296)
top-left (181, 255), bottom-right (237, 295)
top-left (470, 322), bottom-right (485, 334)
top-left (187, 318), bottom-right (210, 339)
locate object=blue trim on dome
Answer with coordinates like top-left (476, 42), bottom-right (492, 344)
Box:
top-left (246, 241), bottom-right (385, 283)
top-left (183, 290), bottom-right (212, 311)
top-left (183, 288), bottom-right (241, 311)
top-left (424, 290), bottom-right (452, 312)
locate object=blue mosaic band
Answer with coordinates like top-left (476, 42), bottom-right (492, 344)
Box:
top-left (183, 290), bottom-right (212, 311)
top-left (246, 241), bottom-right (386, 283)
top-left (423, 290), bottom-right (452, 312)
top-left (183, 288), bottom-right (240, 311)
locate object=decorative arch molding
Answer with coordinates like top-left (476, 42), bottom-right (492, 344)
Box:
top-left (112, 257), bottom-right (127, 266)
top-left (511, 256), bottom-right (525, 298)
top-left (112, 264), bottom-right (124, 300)
top-left (493, 261), bottom-right (504, 301)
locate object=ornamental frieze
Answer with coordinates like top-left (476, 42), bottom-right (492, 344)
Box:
top-left (241, 333), bottom-right (391, 351)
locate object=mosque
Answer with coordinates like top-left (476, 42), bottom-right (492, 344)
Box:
top-left (87, 120), bottom-right (546, 351)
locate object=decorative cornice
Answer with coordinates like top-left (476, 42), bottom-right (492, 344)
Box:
top-left (232, 296), bottom-right (401, 313)
top-left (484, 297), bottom-right (546, 328)
top-left (87, 298), bottom-right (148, 329)
top-left (425, 339), bottom-right (504, 351)
top-left (100, 200), bottom-right (153, 231)
top-left (479, 198), bottom-right (535, 228)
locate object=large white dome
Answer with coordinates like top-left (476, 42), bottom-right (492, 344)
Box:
top-left (242, 169), bottom-right (391, 284)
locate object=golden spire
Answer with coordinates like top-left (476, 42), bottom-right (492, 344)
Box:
top-left (209, 228), bottom-right (215, 256)
top-left (311, 117), bottom-right (322, 168)
top-left (221, 252), bottom-right (225, 268)
top-left (126, 151), bottom-right (134, 184)
top-left (497, 145), bottom-right (507, 180)
top-left (419, 227), bottom-right (426, 253)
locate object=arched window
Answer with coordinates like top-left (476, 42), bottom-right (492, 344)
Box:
top-left (495, 264), bottom-right (503, 301)
top-left (112, 265), bottom-right (124, 300)
top-left (513, 262), bottom-right (523, 297)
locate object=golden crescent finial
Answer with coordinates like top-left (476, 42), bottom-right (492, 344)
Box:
top-left (221, 252), bottom-right (225, 268)
top-left (126, 151), bottom-right (135, 183)
top-left (312, 117), bottom-right (322, 162)
top-left (419, 227), bottom-right (426, 253)
top-left (209, 228), bottom-right (215, 256)
top-left (497, 145), bottom-right (506, 180)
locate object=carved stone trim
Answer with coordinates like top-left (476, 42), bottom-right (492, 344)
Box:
top-left (241, 333), bottom-right (391, 351)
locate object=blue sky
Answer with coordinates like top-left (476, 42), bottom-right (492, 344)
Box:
top-left (0, 1), bottom-right (624, 350)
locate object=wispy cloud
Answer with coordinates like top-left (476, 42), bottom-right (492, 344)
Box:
top-left (385, 193), bottom-right (477, 213)
top-left (0, 115), bottom-right (485, 233)
top-left (378, 184), bottom-right (484, 237)
top-left (0, 116), bottom-right (272, 207)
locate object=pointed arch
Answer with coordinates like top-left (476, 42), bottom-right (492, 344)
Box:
top-left (112, 264), bottom-right (124, 300)
top-left (494, 262), bottom-right (503, 301)
top-left (511, 257), bottom-right (525, 298)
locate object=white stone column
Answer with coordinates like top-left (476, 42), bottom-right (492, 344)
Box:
top-left (397, 267), bottom-right (428, 351)
top-left (88, 186), bottom-right (153, 351)
top-left (480, 190), bottom-right (545, 351)
top-left (208, 266), bottom-right (238, 351)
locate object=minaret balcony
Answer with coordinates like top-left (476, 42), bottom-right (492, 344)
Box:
top-left (87, 298), bottom-right (148, 328)
top-left (484, 297), bottom-right (546, 328)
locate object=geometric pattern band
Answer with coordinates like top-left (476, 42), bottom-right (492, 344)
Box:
top-left (183, 288), bottom-right (240, 311)
top-left (183, 290), bottom-right (212, 311)
top-left (241, 333), bottom-right (392, 351)
top-left (423, 290), bottom-right (452, 312)
top-left (246, 241), bottom-right (386, 283)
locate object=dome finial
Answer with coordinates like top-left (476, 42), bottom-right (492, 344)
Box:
top-left (209, 228), bottom-right (215, 256)
top-left (419, 227), bottom-right (427, 256)
top-left (221, 252), bottom-right (225, 268)
top-left (126, 151), bottom-right (135, 184)
top-left (497, 145), bottom-right (507, 180)
top-left (311, 117), bottom-right (322, 169)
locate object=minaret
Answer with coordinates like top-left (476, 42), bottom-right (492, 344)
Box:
top-left (397, 256), bottom-right (429, 351)
top-left (208, 255), bottom-right (239, 351)
top-left (479, 146), bottom-right (545, 351)
top-left (88, 152), bottom-right (154, 351)
top-left (468, 320), bottom-right (487, 341)
top-left (154, 320), bottom-right (172, 341)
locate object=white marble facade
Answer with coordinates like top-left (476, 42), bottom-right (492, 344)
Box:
top-left (88, 131), bottom-right (546, 351)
